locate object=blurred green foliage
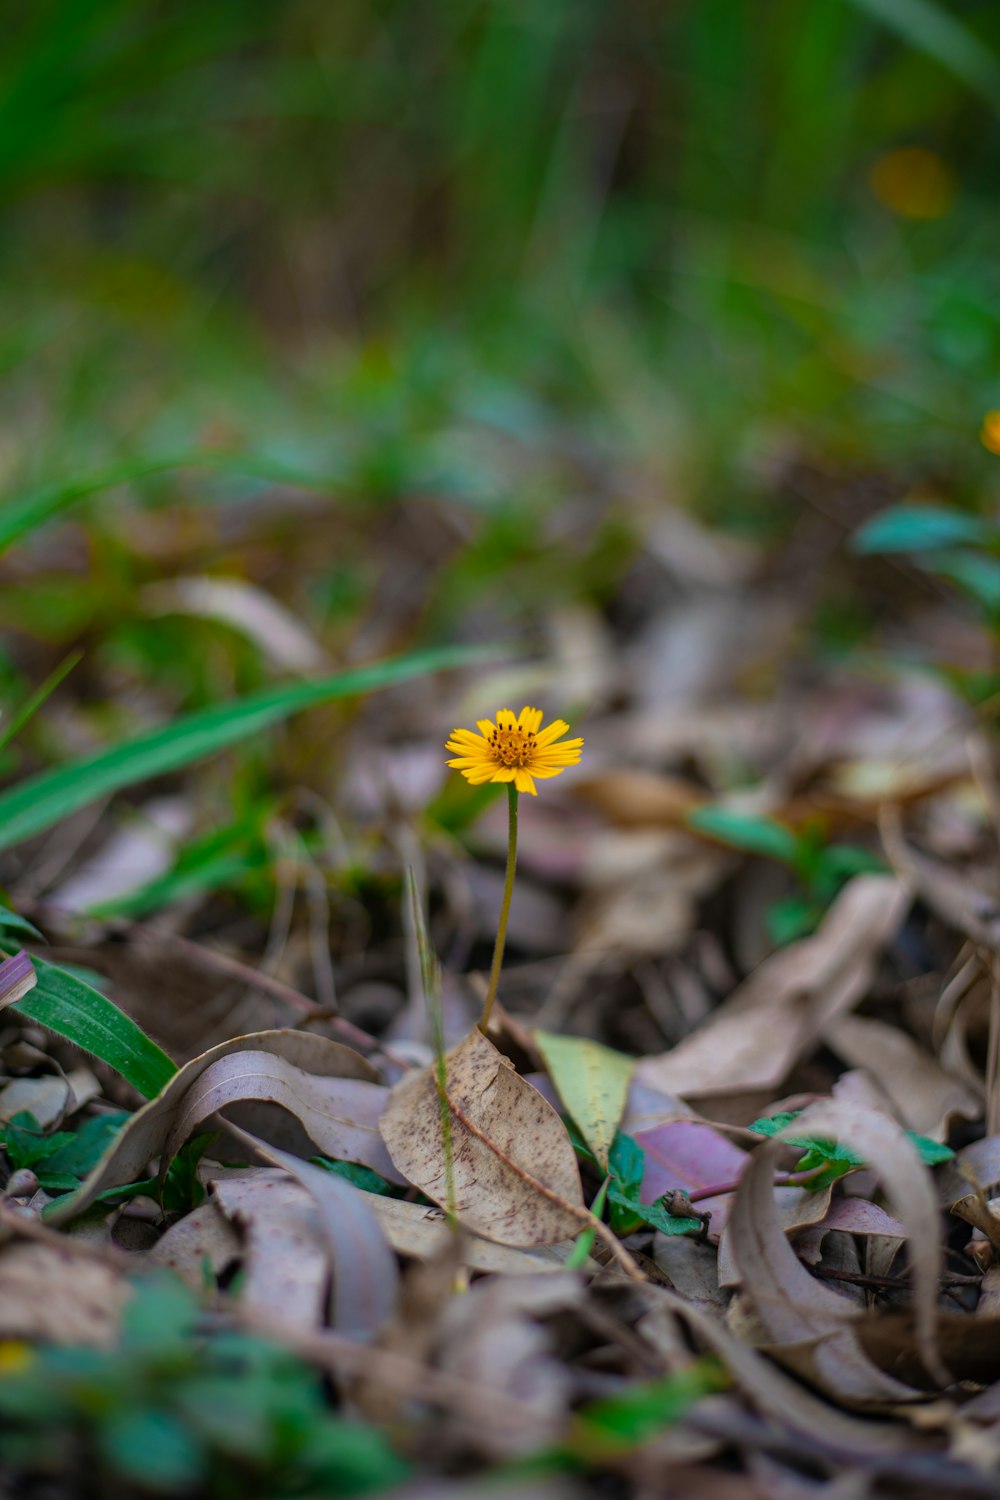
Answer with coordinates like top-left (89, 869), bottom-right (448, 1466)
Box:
top-left (0, 1275), bottom-right (408, 1497)
top-left (4, 0), bottom-right (1000, 502)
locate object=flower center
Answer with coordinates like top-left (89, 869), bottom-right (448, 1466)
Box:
top-left (489, 725), bottom-right (535, 768)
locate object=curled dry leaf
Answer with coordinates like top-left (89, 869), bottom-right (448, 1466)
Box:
top-left (380, 1027), bottom-right (586, 1248)
top-left (637, 875), bottom-right (909, 1103)
top-left (149, 1200), bottom-right (242, 1288)
top-left (727, 1100), bottom-right (947, 1399)
top-left (46, 1029), bottom-right (385, 1224)
top-left (159, 1049), bottom-right (404, 1182)
top-left (640, 1293), bottom-right (910, 1460)
top-left (823, 1014), bottom-right (979, 1138)
top-left (141, 574), bottom-right (329, 675)
top-left (210, 1173), bottom-right (332, 1330)
top-left (221, 1129), bottom-right (399, 1338)
top-left (434, 1273), bottom-right (580, 1457)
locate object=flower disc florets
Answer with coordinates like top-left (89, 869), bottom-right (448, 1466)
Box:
top-left (445, 706), bottom-right (583, 796)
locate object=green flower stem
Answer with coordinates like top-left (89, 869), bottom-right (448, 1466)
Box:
top-left (479, 783), bottom-right (518, 1033)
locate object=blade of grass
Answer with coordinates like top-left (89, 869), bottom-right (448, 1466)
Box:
top-left (564, 1176), bottom-right (610, 1270)
top-left (406, 867), bottom-right (456, 1229)
top-left (0, 642), bottom-right (501, 853)
top-left (11, 955), bottom-right (175, 1099)
top-left (0, 650), bottom-right (83, 753)
top-left (844, 0), bottom-right (1000, 107)
top-left (0, 453), bottom-right (350, 554)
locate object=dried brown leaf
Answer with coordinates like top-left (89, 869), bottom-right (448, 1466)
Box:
top-left (148, 1200), bottom-right (241, 1289)
top-left (160, 1049), bottom-right (403, 1181)
top-left (220, 1130), bottom-right (399, 1337)
top-left (728, 1101), bottom-right (947, 1397)
top-left (380, 1027), bottom-right (586, 1248)
top-left (0, 1242), bottom-right (128, 1346)
top-left (46, 1029), bottom-right (382, 1224)
top-left (363, 1196), bottom-right (594, 1275)
top-left (823, 1014), bottom-right (979, 1138)
top-left (640, 1292), bottom-right (910, 1459)
top-left (637, 875), bottom-right (909, 1101)
top-left (210, 1173), bottom-right (333, 1330)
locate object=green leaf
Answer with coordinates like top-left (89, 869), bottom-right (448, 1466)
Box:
top-left (0, 904), bottom-right (43, 942)
top-left (853, 505), bottom-right (991, 555)
top-left (39, 1112), bottom-right (131, 1190)
top-left (747, 1111), bottom-right (799, 1137)
top-left (120, 1273), bottom-right (201, 1355)
top-left (98, 1408), bottom-right (205, 1492)
top-left (748, 1110), bottom-right (954, 1187)
top-left (0, 1112), bottom-right (76, 1171)
top-left (686, 806), bottom-right (799, 864)
top-left (842, 0), bottom-right (1000, 109)
top-left (0, 642), bottom-right (500, 853)
top-left (312, 1158), bottom-right (398, 1196)
top-left (924, 550), bottom-right (1000, 612)
top-left (12, 956), bottom-right (176, 1099)
top-left (160, 1133), bottom-right (215, 1214)
top-left (572, 1361), bottom-right (728, 1456)
top-left (534, 1030), bottom-right (634, 1170)
top-left (765, 895), bottom-right (823, 947)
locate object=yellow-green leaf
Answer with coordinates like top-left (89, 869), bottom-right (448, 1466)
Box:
top-left (534, 1031), bottom-right (634, 1171)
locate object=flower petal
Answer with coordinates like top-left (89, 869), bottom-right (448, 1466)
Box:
top-left (534, 719), bottom-right (571, 748)
top-left (491, 767), bottom-right (517, 783)
top-left (495, 709), bottom-right (518, 733)
top-left (514, 769), bottom-right (537, 794)
top-left (446, 734), bottom-right (489, 755)
top-left (447, 756), bottom-right (491, 770)
top-left (518, 706), bottom-right (543, 735)
top-left (476, 719), bottom-right (496, 741)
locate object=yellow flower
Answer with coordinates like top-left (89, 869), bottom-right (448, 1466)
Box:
top-left (981, 411), bottom-right (1000, 456)
top-left (446, 707), bottom-right (583, 796)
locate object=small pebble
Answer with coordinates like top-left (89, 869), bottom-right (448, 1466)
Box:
top-left (5, 1169), bottom-right (39, 1199)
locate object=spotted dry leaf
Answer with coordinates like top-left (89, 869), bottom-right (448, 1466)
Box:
top-left (380, 1027), bottom-right (586, 1247)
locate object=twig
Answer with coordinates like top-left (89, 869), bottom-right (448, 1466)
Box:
top-left (685, 1165), bottom-right (827, 1204)
top-left (18, 897), bottom-right (408, 1066)
top-left (810, 1264), bottom-right (981, 1292)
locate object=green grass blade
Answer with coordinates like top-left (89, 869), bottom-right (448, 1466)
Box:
top-left (0, 650), bottom-right (83, 753)
top-left (14, 956), bottom-right (176, 1099)
top-left (0, 643), bottom-right (498, 853)
top-left (0, 459), bottom-right (192, 553)
top-left (844, 0), bottom-right (1000, 106)
top-left (0, 451), bottom-right (354, 555)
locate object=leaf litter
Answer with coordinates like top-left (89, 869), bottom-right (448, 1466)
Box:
top-left (10, 504), bottom-right (1000, 1500)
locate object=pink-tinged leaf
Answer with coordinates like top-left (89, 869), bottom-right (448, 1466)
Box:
top-left (0, 950), bottom-right (36, 1010)
top-left (635, 1121), bottom-right (750, 1238)
top-left (796, 1198), bottom-right (907, 1265)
